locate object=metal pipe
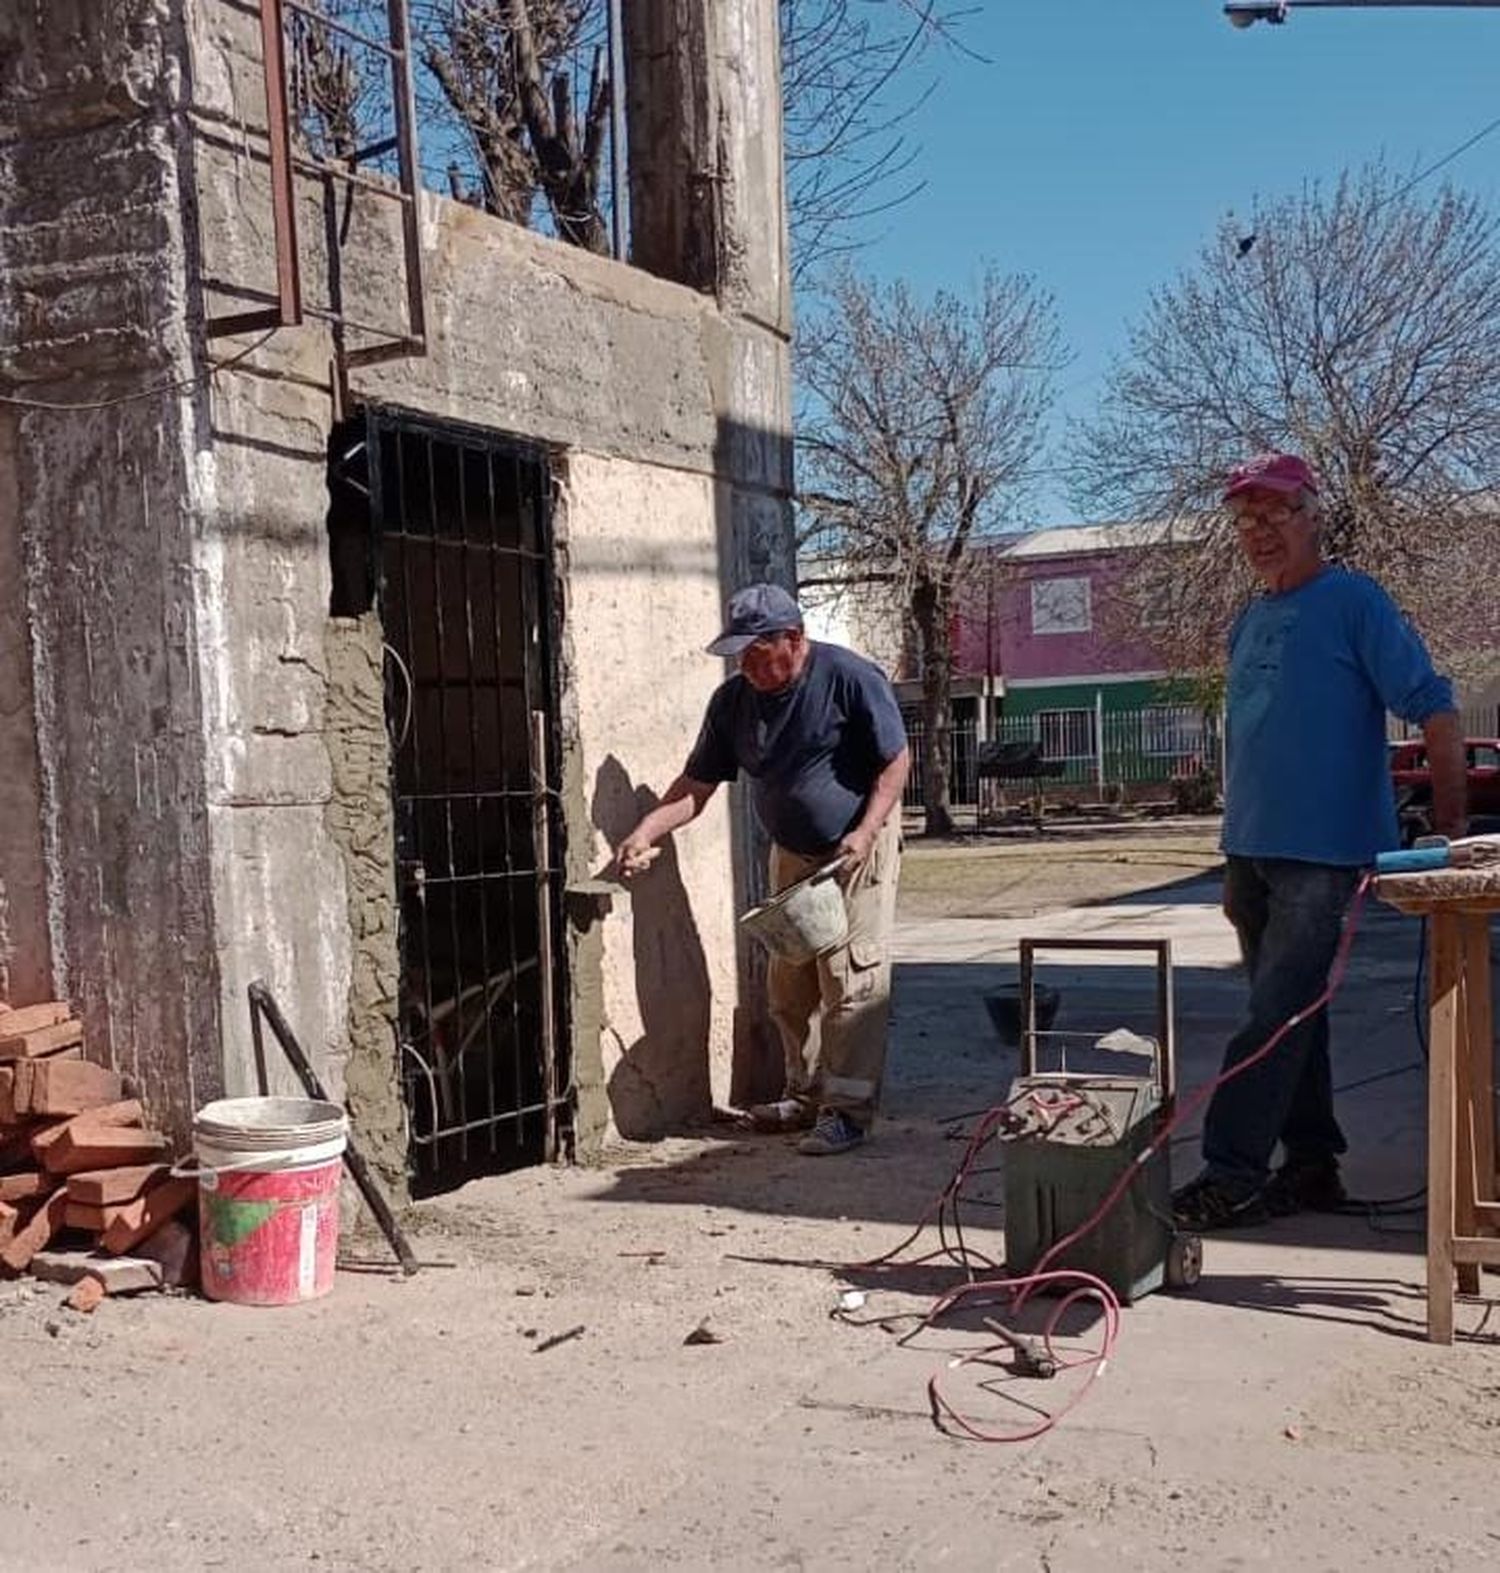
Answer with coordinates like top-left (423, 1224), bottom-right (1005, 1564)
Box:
top-left (284, 0), bottom-right (402, 58)
top-left (247, 981), bottom-right (420, 1275)
top-left (290, 151), bottom-right (415, 202)
top-left (385, 0), bottom-right (429, 347)
top-left (1227, 0), bottom-right (1500, 24)
top-left (531, 710), bottom-right (560, 1161)
top-left (259, 0), bottom-right (303, 327)
top-left (606, 0), bottom-right (630, 260)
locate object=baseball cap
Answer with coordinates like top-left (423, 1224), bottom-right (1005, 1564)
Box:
top-left (705, 583), bottom-right (804, 656)
top-left (1222, 452), bottom-right (1320, 502)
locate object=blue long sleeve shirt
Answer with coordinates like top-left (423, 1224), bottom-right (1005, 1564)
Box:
top-left (1222, 566), bottom-right (1454, 867)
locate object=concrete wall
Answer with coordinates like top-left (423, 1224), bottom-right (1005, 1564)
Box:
top-left (560, 452), bottom-right (739, 1135)
top-left (0, 0), bottom-right (794, 1176)
top-left (0, 0), bottom-right (223, 1137)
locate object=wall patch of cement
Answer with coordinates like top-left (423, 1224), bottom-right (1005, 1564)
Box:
top-left (323, 614), bottom-right (406, 1194)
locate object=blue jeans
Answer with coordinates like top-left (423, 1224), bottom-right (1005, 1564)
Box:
top-left (1201, 857), bottom-right (1362, 1193)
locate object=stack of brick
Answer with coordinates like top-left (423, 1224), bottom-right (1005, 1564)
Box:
top-left (0, 1001), bottom-right (197, 1311)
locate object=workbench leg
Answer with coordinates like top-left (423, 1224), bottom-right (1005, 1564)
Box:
top-left (1428, 915), bottom-right (1461, 1343)
top-left (1463, 913), bottom-right (1496, 1216)
top-left (1454, 964), bottom-right (1481, 1298)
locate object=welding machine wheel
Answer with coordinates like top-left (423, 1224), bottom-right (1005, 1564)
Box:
top-left (1165, 1231), bottom-right (1203, 1291)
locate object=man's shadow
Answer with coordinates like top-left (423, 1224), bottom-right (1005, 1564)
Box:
top-left (592, 755), bottom-right (713, 1137)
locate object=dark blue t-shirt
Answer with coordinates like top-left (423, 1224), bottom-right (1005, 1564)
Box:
top-left (685, 642), bottom-right (908, 855)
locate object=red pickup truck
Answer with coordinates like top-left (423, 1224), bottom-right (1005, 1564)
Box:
top-left (1390, 737), bottom-right (1500, 843)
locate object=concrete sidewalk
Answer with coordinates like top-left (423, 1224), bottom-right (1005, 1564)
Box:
top-left (2, 872), bottom-right (1497, 1571)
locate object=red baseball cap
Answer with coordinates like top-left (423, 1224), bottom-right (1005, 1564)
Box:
top-left (1222, 452), bottom-right (1319, 502)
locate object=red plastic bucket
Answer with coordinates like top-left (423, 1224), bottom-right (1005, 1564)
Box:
top-left (189, 1097), bottom-right (348, 1307)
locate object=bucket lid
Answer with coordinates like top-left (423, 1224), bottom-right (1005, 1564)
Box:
top-left (193, 1095), bottom-right (348, 1152)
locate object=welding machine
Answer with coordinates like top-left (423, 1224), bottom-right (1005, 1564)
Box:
top-left (999, 937), bottom-right (1201, 1304)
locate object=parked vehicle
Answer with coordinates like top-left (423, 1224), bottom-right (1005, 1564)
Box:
top-left (1390, 737), bottom-right (1500, 844)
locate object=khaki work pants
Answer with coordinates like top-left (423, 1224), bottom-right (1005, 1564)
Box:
top-left (766, 817), bottom-right (901, 1130)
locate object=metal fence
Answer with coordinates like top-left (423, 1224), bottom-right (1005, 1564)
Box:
top-left (1389, 704), bottom-right (1497, 741)
top-left (902, 696), bottom-right (1500, 815)
top-left (902, 703), bottom-right (1223, 812)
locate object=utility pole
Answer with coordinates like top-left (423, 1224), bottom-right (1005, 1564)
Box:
top-left (984, 552), bottom-right (996, 743)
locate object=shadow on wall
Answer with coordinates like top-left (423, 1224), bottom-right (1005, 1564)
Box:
top-left (592, 754), bottom-right (712, 1137)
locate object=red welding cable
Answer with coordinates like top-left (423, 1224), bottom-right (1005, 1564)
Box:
top-left (1022, 871), bottom-right (1375, 1297)
top-left (859, 872), bottom-right (1378, 1443)
top-left (921, 1269), bottom-right (1122, 1444)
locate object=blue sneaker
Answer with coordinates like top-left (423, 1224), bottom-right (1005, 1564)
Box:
top-left (798, 1108), bottom-right (866, 1156)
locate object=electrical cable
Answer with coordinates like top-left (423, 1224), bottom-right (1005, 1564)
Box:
top-left (0, 328), bottom-right (279, 411)
top-left (854, 872), bottom-right (1392, 1442)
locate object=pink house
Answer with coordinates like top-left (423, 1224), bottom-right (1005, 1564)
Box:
top-left (953, 525), bottom-right (1178, 688)
top-left (929, 523), bottom-right (1214, 802)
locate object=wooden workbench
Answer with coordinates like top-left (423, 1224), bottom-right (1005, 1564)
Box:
top-left (1375, 867), bottom-right (1500, 1344)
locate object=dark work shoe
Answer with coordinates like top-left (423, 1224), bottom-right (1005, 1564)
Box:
top-left (1264, 1156), bottom-right (1347, 1217)
top-left (798, 1109), bottom-right (866, 1156)
top-left (1171, 1172), bottom-right (1269, 1232)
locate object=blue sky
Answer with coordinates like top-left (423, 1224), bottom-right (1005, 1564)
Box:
top-left (862, 1), bottom-right (1500, 524)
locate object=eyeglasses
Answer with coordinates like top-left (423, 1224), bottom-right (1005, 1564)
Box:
top-left (1229, 497), bottom-right (1305, 530)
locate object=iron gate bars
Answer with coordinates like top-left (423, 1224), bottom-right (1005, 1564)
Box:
top-left (369, 413), bottom-right (568, 1181)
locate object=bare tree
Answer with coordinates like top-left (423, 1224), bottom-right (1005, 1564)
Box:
top-left (285, 2), bottom-right (970, 273)
top-left (1072, 165), bottom-right (1500, 684)
top-left (289, 2), bottom-right (381, 163)
top-left (798, 268), bottom-right (1062, 834)
top-left (420, 0), bottom-right (611, 250)
top-left (780, 1), bottom-right (973, 283)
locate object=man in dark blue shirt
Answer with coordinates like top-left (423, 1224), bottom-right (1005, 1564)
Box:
top-left (618, 584), bottom-right (910, 1155)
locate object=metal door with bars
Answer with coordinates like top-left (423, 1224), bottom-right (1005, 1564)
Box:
top-left (367, 411), bottom-right (569, 1187)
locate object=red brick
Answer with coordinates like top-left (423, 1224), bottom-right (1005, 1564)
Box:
top-left (100, 1178), bottom-right (196, 1255)
top-left (0, 1173), bottom-right (55, 1205)
top-left (65, 1164), bottom-right (170, 1207)
top-left (65, 1276), bottom-right (105, 1314)
top-left (0, 1201), bottom-right (16, 1248)
top-left (0, 1019), bottom-right (83, 1062)
top-left (31, 1101), bottom-right (145, 1161)
top-left (22, 1059), bottom-right (124, 1117)
top-left (0, 1067), bottom-right (13, 1123)
top-left (63, 1200), bottom-right (130, 1234)
top-left (40, 1124), bottom-right (168, 1178)
top-left (0, 1002), bottom-right (72, 1036)
top-left (0, 1189), bottom-right (68, 1272)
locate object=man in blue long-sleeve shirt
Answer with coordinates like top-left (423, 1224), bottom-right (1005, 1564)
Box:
top-left (1173, 452), bottom-right (1467, 1231)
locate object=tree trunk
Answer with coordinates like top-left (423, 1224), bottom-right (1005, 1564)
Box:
top-left (912, 579), bottom-right (954, 838)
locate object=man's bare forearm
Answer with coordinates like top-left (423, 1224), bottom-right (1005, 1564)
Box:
top-left (1421, 710), bottom-right (1468, 839)
top-left (624, 775), bottom-right (717, 849)
top-left (857, 748), bottom-right (911, 837)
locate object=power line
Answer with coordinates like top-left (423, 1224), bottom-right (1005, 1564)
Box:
top-left (1383, 112), bottom-right (1500, 210)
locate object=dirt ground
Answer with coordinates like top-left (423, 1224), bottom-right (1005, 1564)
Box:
top-left (5, 824), bottom-right (1500, 1572)
top-left (895, 820), bottom-right (1226, 921)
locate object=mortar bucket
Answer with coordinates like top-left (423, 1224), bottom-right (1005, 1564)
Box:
top-left (187, 1096), bottom-right (348, 1307)
top-left (738, 860), bottom-right (848, 965)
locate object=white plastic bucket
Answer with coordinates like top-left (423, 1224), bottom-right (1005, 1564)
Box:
top-left (738, 861), bottom-right (848, 964)
top-left (189, 1096), bottom-right (348, 1307)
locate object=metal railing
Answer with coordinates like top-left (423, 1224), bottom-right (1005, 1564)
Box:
top-left (1389, 704), bottom-right (1498, 741)
top-left (902, 703), bottom-right (1224, 812)
top-left (902, 695), bottom-right (1500, 816)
